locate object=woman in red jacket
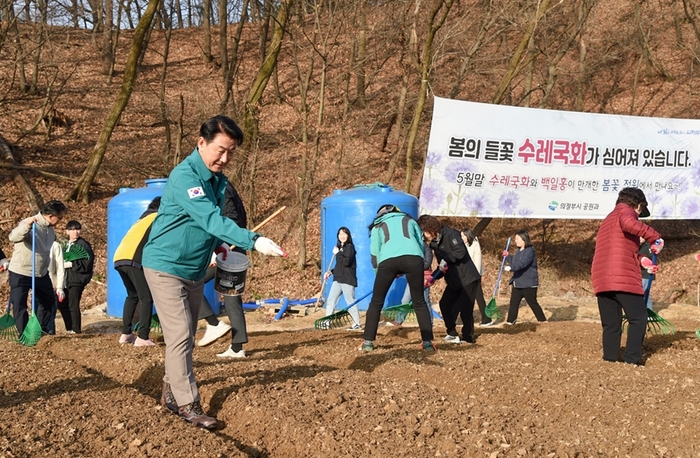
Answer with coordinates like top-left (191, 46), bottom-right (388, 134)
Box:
top-left (591, 187), bottom-right (662, 365)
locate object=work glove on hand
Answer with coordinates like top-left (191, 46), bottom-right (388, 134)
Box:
top-left (695, 252), bottom-right (700, 262)
top-left (502, 250), bottom-right (509, 258)
top-left (254, 237), bottom-right (286, 257)
top-left (0, 258), bottom-right (8, 271)
top-left (640, 257), bottom-right (659, 274)
top-left (214, 244), bottom-right (229, 261)
top-left (650, 238), bottom-right (664, 254)
top-left (332, 246), bottom-right (340, 255)
top-left (438, 259), bottom-right (448, 274)
top-left (64, 261), bottom-right (73, 269)
top-left (424, 271), bottom-right (434, 288)
top-left (56, 289), bottom-right (65, 302)
top-left (324, 271), bottom-right (331, 281)
top-left (504, 265), bottom-right (511, 272)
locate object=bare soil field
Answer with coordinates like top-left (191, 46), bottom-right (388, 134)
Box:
top-left (1, 297), bottom-right (700, 457)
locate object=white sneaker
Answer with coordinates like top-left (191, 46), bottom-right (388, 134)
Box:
top-left (443, 335), bottom-right (461, 344)
top-left (119, 333), bottom-right (135, 344)
top-left (479, 321), bottom-right (495, 327)
top-left (216, 346), bottom-right (246, 358)
top-left (134, 337), bottom-right (156, 347)
top-left (197, 321), bottom-right (232, 347)
top-left (347, 324), bottom-right (362, 331)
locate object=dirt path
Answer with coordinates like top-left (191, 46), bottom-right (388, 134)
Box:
top-left (2, 298), bottom-right (699, 457)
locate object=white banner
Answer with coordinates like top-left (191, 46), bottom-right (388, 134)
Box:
top-left (419, 97), bottom-right (700, 219)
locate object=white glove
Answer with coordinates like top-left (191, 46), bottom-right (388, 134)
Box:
top-left (438, 259), bottom-right (448, 273)
top-left (332, 246), bottom-right (340, 255)
top-left (0, 258), bottom-right (8, 271)
top-left (56, 289), bottom-right (65, 302)
top-left (254, 237), bottom-right (286, 257)
top-left (504, 266), bottom-right (511, 272)
top-left (64, 261), bottom-right (73, 269)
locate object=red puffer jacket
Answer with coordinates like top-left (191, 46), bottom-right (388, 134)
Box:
top-left (591, 203), bottom-right (661, 295)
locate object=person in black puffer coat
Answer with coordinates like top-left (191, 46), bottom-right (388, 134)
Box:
top-left (418, 215), bottom-right (480, 345)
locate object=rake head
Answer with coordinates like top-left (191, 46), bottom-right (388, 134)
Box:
top-left (695, 329), bottom-right (700, 340)
top-left (314, 310), bottom-right (354, 330)
top-left (485, 298), bottom-right (502, 320)
top-left (646, 309), bottom-right (675, 335)
top-left (62, 242), bottom-right (90, 262)
top-left (0, 310), bottom-right (17, 342)
top-left (0, 325), bottom-right (18, 342)
top-left (19, 314), bottom-right (42, 347)
top-left (381, 303), bottom-right (415, 322)
top-left (622, 309), bottom-right (675, 336)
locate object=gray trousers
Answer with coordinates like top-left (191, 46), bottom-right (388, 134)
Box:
top-left (144, 267), bottom-right (203, 407)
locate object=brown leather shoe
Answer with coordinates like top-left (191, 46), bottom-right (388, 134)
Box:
top-left (160, 382), bottom-right (178, 414)
top-left (178, 401), bottom-right (220, 429)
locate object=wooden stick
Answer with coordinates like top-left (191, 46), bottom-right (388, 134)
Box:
top-left (228, 205), bottom-right (286, 251)
top-left (252, 205), bottom-right (286, 232)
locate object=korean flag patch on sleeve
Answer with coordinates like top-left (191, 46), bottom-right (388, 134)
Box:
top-left (187, 186), bottom-right (205, 199)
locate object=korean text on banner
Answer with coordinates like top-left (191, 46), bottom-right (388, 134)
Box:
top-left (419, 97), bottom-right (700, 219)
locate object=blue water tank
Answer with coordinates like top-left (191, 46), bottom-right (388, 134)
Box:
top-left (106, 179), bottom-right (220, 318)
top-left (320, 183), bottom-right (419, 311)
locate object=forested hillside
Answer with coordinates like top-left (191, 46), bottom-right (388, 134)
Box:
top-left (1, 0), bottom-right (700, 309)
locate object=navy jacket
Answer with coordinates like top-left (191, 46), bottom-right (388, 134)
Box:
top-left (506, 246), bottom-right (538, 288)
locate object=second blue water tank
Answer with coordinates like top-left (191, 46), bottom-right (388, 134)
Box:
top-left (320, 183), bottom-right (419, 311)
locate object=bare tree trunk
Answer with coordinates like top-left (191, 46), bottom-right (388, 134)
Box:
top-left (404, 0), bottom-right (456, 193)
top-left (3, 5), bottom-right (28, 92)
top-left (258, 0), bottom-right (271, 66)
top-left (355, 0), bottom-right (367, 108)
top-left (242, 0), bottom-right (292, 141)
top-left (29, 0), bottom-right (48, 95)
top-left (0, 135), bottom-right (40, 213)
top-left (219, 0), bottom-right (229, 91)
top-left (220, 0), bottom-right (249, 114)
top-left (492, 0), bottom-right (553, 104)
top-left (174, 0), bottom-right (182, 27)
top-left (159, 1), bottom-right (173, 170)
top-left (202, 0), bottom-right (213, 63)
top-left (101, 0), bottom-right (114, 75)
top-left (65, 0), bottom-right (160, 203)
top-left (174, 93), bottom-right (184, 166)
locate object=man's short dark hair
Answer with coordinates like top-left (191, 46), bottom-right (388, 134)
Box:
top-left (65, 220), bottom-right (82, 230)
top-left (41, 200), bottom-right (67, 217)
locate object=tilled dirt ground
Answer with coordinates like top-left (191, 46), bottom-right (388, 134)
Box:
top-left (1, 297), bottom-right (700, 457)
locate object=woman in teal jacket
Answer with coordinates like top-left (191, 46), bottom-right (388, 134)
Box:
top-left (360, 205), bottom-right (435, 352)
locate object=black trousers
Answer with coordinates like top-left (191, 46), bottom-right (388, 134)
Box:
top-left (439, 281), bottom-right (477, 341)
top-left (117, 265), bottom-right (154, 339)
top-left (597, 291), bottom-right (646, 364)
top-left (474, 278), bottom-right (489, 324)
top-left (65, 284), bottom-right (86, 333)
top-left (506, 286), bottom-right (546, 323)
top-left (198, 266), bottom-right (248, 345)
top-left (363, 255), bottom-right (434, 343)
top-left (9, 271), bottom-right (55, 336)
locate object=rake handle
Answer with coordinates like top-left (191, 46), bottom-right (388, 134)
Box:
top-left (31, 223), bottom-right (36, 315)
top-left (493, 237), bottom-right (512, 297)
top-left (340, 290), bottom-right (373, 312)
